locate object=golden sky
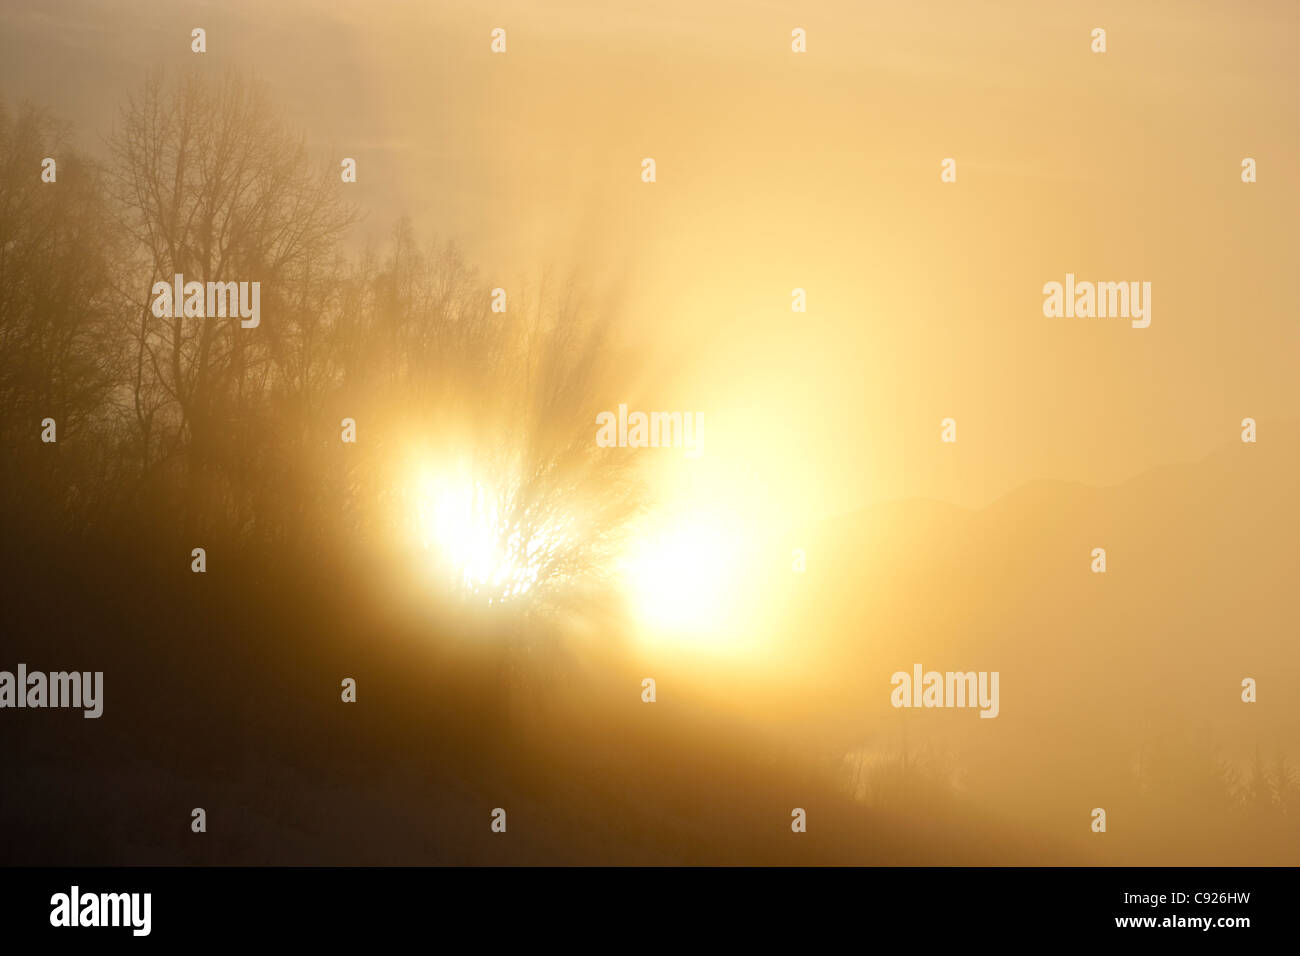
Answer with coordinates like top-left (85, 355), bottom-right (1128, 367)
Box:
top-left (2, 0), bottom-right (1298, 870)
top-left (2, 0), bottom-right (1297, 523)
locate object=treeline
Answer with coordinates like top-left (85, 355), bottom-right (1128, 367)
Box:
top-left (0, 70), bottom-right (639, 600)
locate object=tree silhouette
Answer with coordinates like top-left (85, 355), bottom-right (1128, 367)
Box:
top-left (0, 68), bottom-right (648, 615)
top-left (107, 70), bottom-right (355, 537)
top-left (0, 99), bottom-right (128, 530)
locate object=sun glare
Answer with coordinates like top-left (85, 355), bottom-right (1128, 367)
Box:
top-left (620, 511), bottom-right (751, 644)
top-left (410, 457), bottom-right (759, 637)
top-left (413, 466), bottom-right (571, 605)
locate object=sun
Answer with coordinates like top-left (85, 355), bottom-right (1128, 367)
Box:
top-left (408, 457), bottom-right (759, 639)
top-left (412, 464), bottom-right (573, 605)
top-left (619, 510), bottom-right (752, 644)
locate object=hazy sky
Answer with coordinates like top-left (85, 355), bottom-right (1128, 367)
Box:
top-left (3, 0), bottom-right (1297, 523)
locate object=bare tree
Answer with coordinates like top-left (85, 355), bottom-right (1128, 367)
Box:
top-left (0, 100), bottom-right (129, 527)
top-left (334, 224), bottom-right (645, 610)
top-left (9, 71), bottom-right (643, 616)
top-left (107, 70), bottom-right (355, 534)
